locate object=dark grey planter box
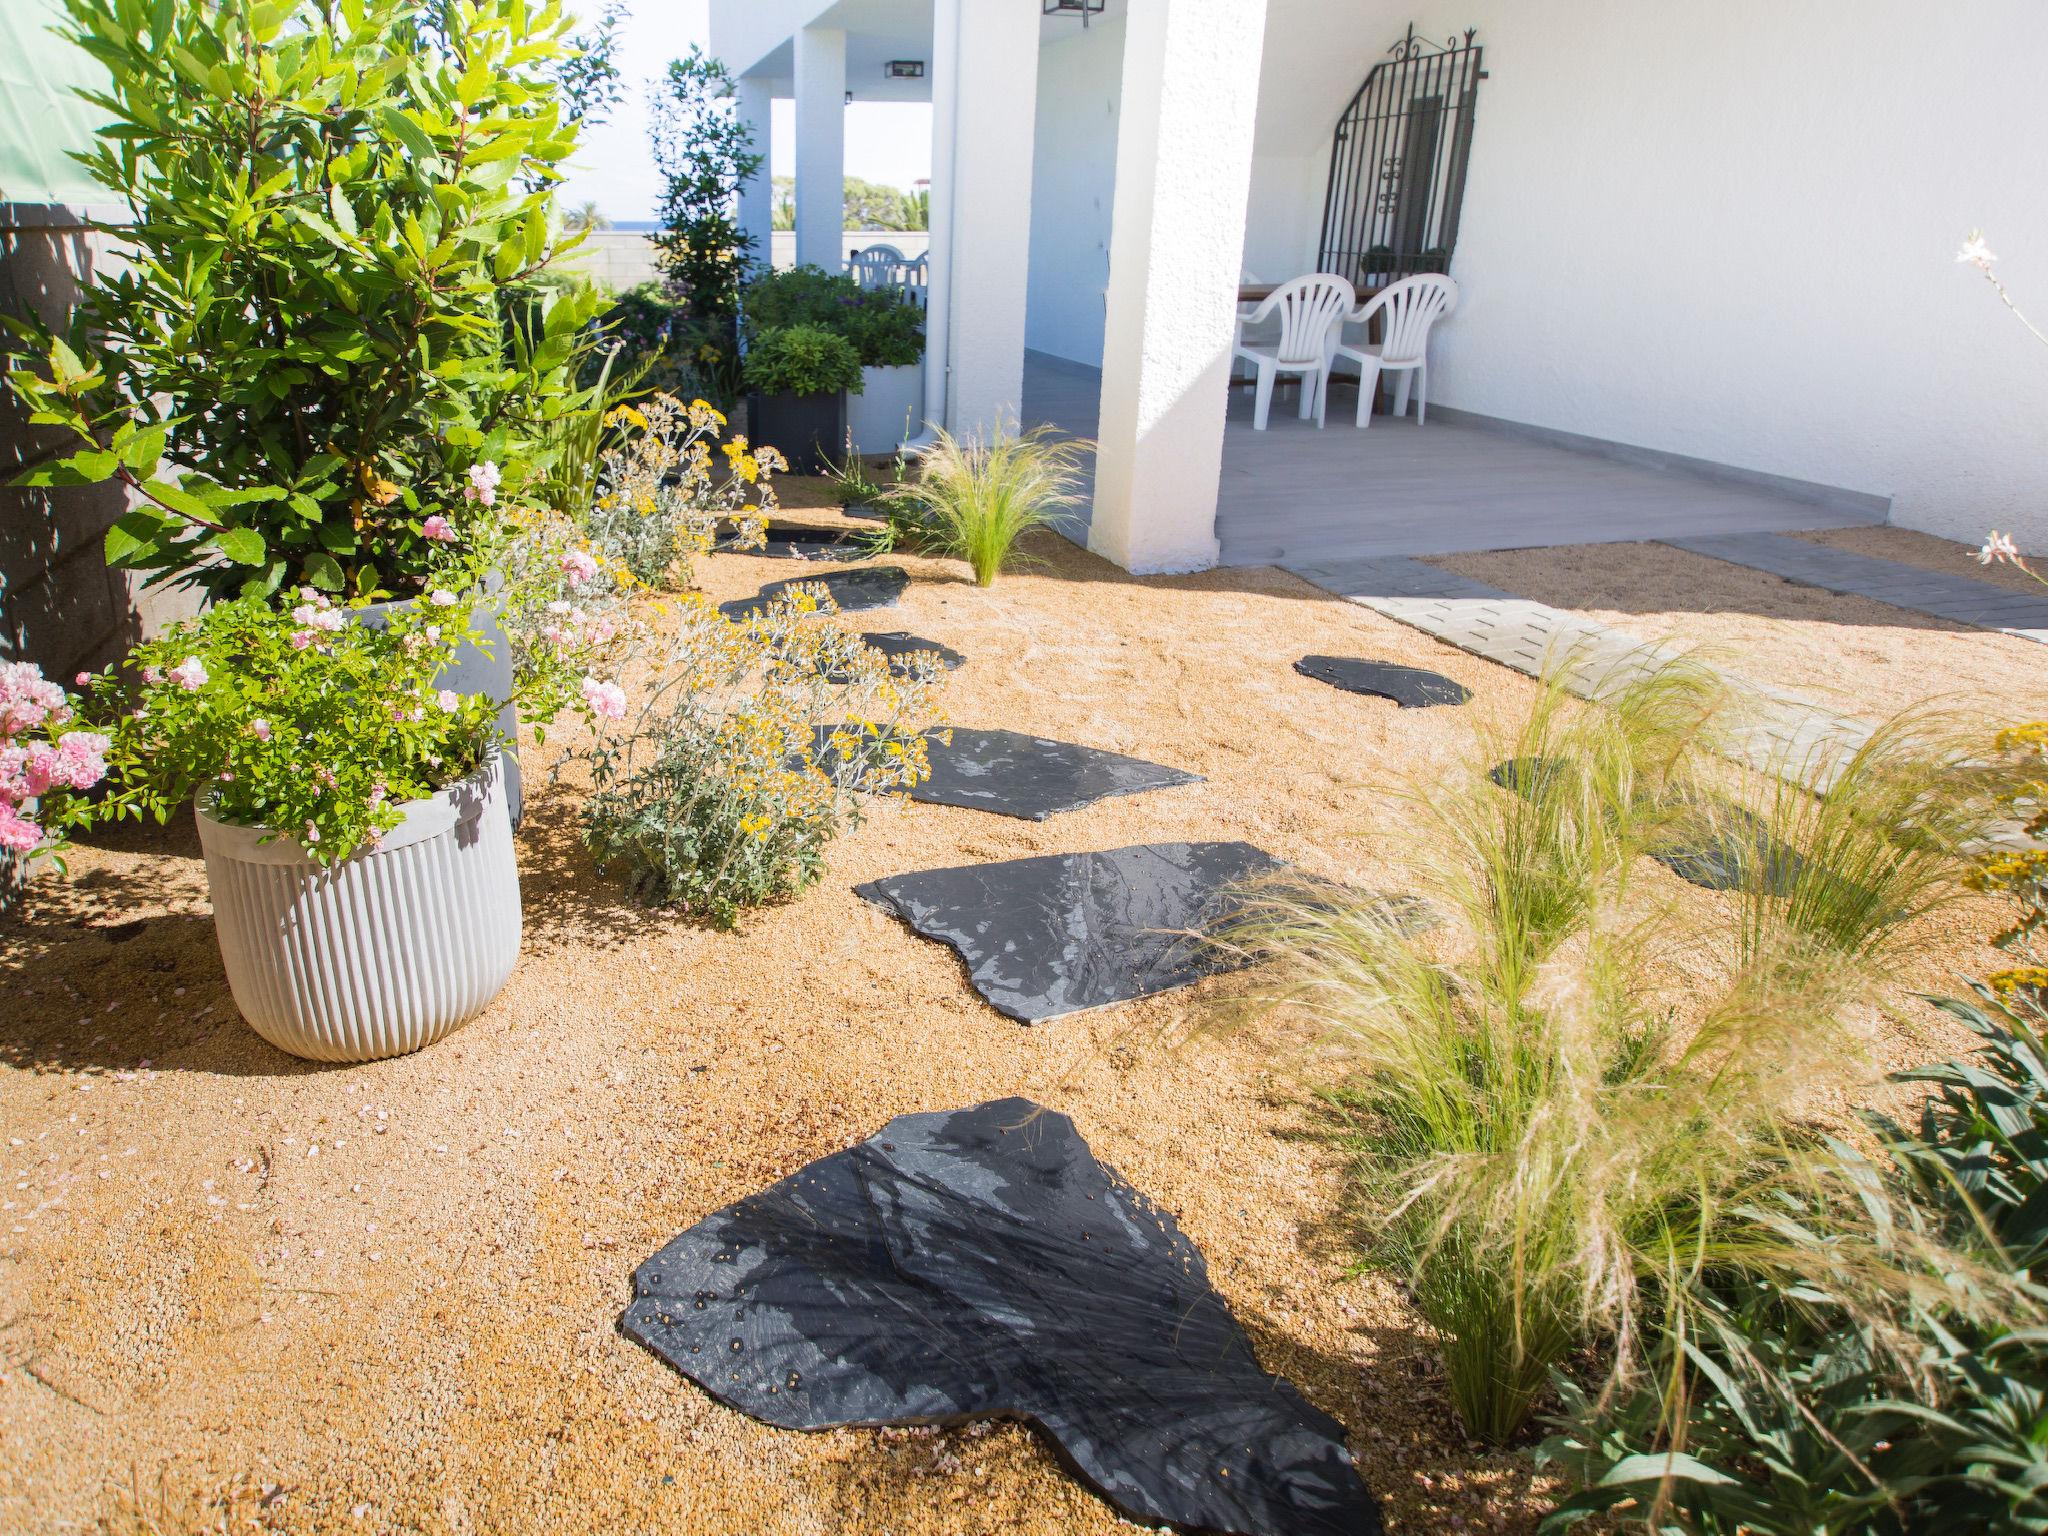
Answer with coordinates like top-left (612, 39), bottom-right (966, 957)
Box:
top-left (748, 390), bottom-right (845, 476)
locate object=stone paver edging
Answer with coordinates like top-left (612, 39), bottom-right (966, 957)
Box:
top-left (1283, 555), bottom-right (1873, 792)
top-left (1663, 532), bottom-right (2048, 645)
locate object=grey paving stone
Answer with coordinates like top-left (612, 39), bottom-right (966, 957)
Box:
top-left (829, 726), bottom-right (1201, 821)
top-left (856, 841), bottom-right (1284, 1023)
top-left (619, 1099), bottom-right (1382, 1536)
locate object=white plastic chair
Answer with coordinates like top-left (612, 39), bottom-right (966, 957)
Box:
top-left (1233, 273), bottom-right (1356, 430)
top-left (847, 244), bottom-right (906, 292)
top-left (1324, 274), bottom-right (1458, 428)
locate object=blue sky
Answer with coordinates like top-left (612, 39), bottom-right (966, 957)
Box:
top-left (557, 1), bottom-right (934, 223)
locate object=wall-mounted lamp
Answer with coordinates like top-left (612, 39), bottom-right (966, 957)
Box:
top-left (885, 59), bottom-right (925, 79)
top-left (1042, 0), bottom-right (1106, 26)
top-left (844, 90), bottom-right (854, 105)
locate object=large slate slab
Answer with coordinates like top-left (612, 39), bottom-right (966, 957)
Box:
top-left (620, 1098), bottom-right (1380, 1536)
top-left (1490, 757), bottom-right (1804, 894)
top-left (718, 520), bottom-right (866, 562)
top-left (856, 840), bottom-right (1282, 1022)
top-left (829, 726), bottom-right (1199, 820)
top-left (1295, 655), bottom-right (1470, 709)
top-left (821, 631), bottom-right (966, 684)
top-left (720, 565), bottom-right (910, 620)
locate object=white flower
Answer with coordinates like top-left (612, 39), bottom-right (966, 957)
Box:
top-left (436, 689), bottom-right (460, 713)
top-left (1957, 231), bottom-right (1998, 270)
top-left (1980, 529), bottom-right (2021, 565)
top-left (429, 589), bottom-right (458, 608)
top-left (168, 657), bottom-right (208, 691)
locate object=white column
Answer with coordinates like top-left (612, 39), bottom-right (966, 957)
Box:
top-left (792, 27), bottom-right (846, 272)
top-left (1089, 0), bottom-right (1270, 574)
top-left (733, 75), bottom-right (774, 274)
top-left (916, 0), bottom-right (962, 443)
top-left (942, 0), bottom-right (1040, 439)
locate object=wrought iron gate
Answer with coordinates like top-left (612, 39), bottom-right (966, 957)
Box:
top-left (1317, 25), bottom-right (1486, 291)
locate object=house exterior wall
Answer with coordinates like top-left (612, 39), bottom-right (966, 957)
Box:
top-left (1249, 0), bottom-right (2048, 551)
top-left (1024, 15), bottom-right (1125, 367)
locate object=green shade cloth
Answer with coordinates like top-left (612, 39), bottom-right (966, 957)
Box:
top-left (0, 0), bottom-right (112, 208)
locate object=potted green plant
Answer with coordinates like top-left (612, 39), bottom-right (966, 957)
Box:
top-left (741, 267), bottom-right (926, 454)
top-left (77, 576), bottom-right (628, 1063)
top-left (742, 324), bottom-right (863, 475)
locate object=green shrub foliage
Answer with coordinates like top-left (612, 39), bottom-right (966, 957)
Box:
top-left (740, 324), bottom-right (863, 399)
top-left (742, 265), bottom-right (925, 368)
top-left (9, 0), bottom-right (603, 599)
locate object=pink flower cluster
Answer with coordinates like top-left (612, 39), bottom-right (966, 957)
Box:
top-left (0, 662), bottom-right (106, 855)
top-left (560, 548), bottom-right (599, 588)
top-left (422, 514), bottom-right (458, 544)
top-left (464, 461), bottom-right (501, 509)
top-left (541, 600), bottom-right (618, 651)
top-left (289, 588), bottom-right (346, 651)
top-left (580, 676), bottom-right (627, 721)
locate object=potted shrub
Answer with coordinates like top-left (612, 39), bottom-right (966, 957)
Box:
top-left (742, 325), bottom-right (863, 475)
top-left (742, 267), bottom-right (927, 454)
top-left (77, 584), bottom-right (627, 1062)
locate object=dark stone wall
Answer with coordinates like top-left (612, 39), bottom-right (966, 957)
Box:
top-left (1, 203), bottom-right (198, 682)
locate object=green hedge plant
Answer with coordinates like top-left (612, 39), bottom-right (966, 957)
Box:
top-left (742, 266), bottom-right (925, 368)
top-left (741, 324), bottom-right (862, 399)
top-left (8, 0), bottom-right (603, 601)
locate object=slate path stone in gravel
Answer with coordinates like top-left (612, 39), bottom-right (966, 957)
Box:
top-left (620, 1098), bottom-right (1382, 1536)
top-left (1294, 655), bottom-right (1471, 708)
top-left (828, 632), bottom-right (966, 682)
top-left (1490, 756), bottom-right (1805, 894)
top-left (717, 521), bottom-right (866, 561)
top-left (831, 726), bottom-right (1198, 820)
top-left (719, 565), bottom-right (910, 620)
top-left (856, 841), bottom-right (1282, 1022)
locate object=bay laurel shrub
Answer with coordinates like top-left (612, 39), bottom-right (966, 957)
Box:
top-left (9, 0), bottom-right (603, 599)
top-left (575, 589), bottom-right (946, 928)
top-left (582, 394), bottom-right (775, 587)
top-left (1225, 658), bottom-right (2010, 1449)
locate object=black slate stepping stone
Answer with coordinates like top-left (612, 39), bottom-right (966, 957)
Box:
top-left (720, 564), bottom-right (910, 620)
top-left (619, 1098), bottom-right (1380, 1536)
top-left (1296, 655), bottom-right (1471, 708)
top-left (824, 631), bottom-right (966, 683)
top-left (717, 520), bottom-right (866, 561)
top-left (1489, 757), bottom-right (1805, 894)
top-left (856, 840), bottom-right (1282, 1022)
top-left (827, 726), bottom-right (1199, 820)
top-left (838, 500), bottom-right (888, 521)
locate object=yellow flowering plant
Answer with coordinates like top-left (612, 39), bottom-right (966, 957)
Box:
top-left (584, 394), bottom-right (777, 586)
top-left (572, 585), bottom-right (946, 927)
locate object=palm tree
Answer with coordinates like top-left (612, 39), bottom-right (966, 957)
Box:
top-left (564, 200), bottom-right (611, 232)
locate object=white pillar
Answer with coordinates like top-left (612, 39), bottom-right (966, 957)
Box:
top-left (1089, 0), bottom-right (1269, 574)
top-left (734, 75), bottom-right (774, 274)
top-left (916, 0), bottom-right (962, 443)
top-left (792, 27), bottom-right (846, 272)
top-left (942, 0), bottom-right (1039, 439)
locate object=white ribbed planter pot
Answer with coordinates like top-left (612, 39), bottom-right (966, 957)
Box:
top-left (846, 362), bottom-right (924, 455)
top-left (196, 754), bottom-right (522, 1063)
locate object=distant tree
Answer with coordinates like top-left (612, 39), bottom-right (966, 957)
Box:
top-left (649, 46), bottom-right (763, 322)
top-left (564, 200), bottom-right (610, 232)
top-left (842, 176), bottom-right (910, 232)
top-left (771, 175), bottom-right (795, 231)
top-left (555, 0), bottom-right (628, 130)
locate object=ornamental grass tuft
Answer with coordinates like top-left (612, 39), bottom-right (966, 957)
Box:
top-left (889, 422), bottom-right (1088, 587)
top-left (1221, 653), bottom-right (2009, 1448)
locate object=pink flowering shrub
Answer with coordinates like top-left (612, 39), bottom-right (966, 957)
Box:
top-left (80, 588), bottom-right (621, 864)
top-left (0, 662), bottom-right (107, 865)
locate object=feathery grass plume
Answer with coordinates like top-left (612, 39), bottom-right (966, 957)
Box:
top-left (890, 421), bottom-right (1088, 586)
top-left (1221, 653), bottom-right (2011, 1449)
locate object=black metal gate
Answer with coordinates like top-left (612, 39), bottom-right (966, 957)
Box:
top-left (1317, 25), bottom-right (1486, 292)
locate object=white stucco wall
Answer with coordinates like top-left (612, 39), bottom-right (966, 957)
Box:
top-left (1249, 0), bottom-right (2048, 549)
top-left (1023, 15), bottom-right (1125, 367)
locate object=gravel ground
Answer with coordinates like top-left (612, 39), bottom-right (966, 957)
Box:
top-left (0, 514), bottom-right (2017, 1534)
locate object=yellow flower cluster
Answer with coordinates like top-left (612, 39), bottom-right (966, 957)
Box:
top-left (587, 393), bottom-right (772, 587)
